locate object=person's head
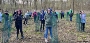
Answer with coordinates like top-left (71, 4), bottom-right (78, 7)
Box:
top-left (81, 11), bottom-right (84, 14)
top-left (27, 10), bottom-right (29, 13)
top-left (34, 10), bottom-right (36, 12)
top-left (18, 10), bottom-right (21, 15)
top-left (47, 9), bottom-right (51, 13)
top-left (61, 10), bottom-right (63, 12)
top-left (41, 9), bottom-right (44, 13)
top-left (18, 9), bottom-right (22, 14)
top-left (80, 11), bottom-right (81, 12)
top-left (5, 10), bottom-right (8, 13)
top-left (55, 12), bottom-right (56, 14)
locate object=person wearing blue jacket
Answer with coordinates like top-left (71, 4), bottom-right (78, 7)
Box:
top-left (40, 10), bottom-right (45, 31)
top-left (69, 11), bottom-right (73, 21)
top-left (0, 9), bottom-right (2, 23)
top-left (80, 11), bottom-right (86, 32)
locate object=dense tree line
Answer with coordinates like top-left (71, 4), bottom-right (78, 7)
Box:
top-left (0, 0), bottom-right (90, 11)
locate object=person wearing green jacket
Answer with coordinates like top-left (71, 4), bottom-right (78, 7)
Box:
top-left (44, 9), bottom-right (53, 43)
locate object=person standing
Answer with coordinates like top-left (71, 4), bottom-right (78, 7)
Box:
top-left (32, 10), bottom-right (37, 22)
top-left (23, 11), bottom-right (29, 25)
top-left (80, 11), bottom-right (86, 32)
top-left (54, 12), bottom-right (58, 20)
top-left (69, 11), bottom-right (73, 21)
top-left (60, 11), bottom-right (64, 19)
top-left (40, 10), bottom-right (45, 31)
top-left (0, 9), bottom-right (2, 23)
top-left (28, 11), bottom-right (32, 18)
top-left (44, 9), bottom-right (53, 42)
top-left (14, 10), bottom-right (24, 39)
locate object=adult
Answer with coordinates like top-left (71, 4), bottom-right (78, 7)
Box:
top-left (23, 11), bottom-right (29, 25)
top-left (32, 10), bottom-right (37, 22)
top-left (40, 10), bottom-right (45, 31)
top-left (60, 11), bottom-right (64, 19)
top-left (14, 10), bottom-right (24, 39)
top-left (69, 11), bottom-right (73, 21)
top-left (80, 11), bottom-right (86, 32)
top-left (44, 9), bottom-right (53, 42)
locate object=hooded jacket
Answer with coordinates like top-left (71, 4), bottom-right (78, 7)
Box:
top-left (45, 12), bottom-right (53, 27)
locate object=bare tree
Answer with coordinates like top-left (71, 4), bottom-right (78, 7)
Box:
top-left (34, 0), bottom-right (37, 10)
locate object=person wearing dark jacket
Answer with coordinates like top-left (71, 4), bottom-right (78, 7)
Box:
top-left (69, 11), bottom-right (73, 21)
top-left (60, 11), bottom-right (64, 19)
top-left (40, 10), bottom-right (45, 31)
top-left (13, 10), bottom-right (18, 21)
top-left (14, 10), bottom-right (24, 39)
top-left (54, 12), bottom-right (58, 20)
top-left (13, 10), bottom-right (17, 16)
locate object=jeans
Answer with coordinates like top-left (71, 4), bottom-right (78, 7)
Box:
top-left (81, 23), bottom-right (85, 32)
top-left (44, 27), bottom-right (53, 39)
top-left (70, 17), bottom-right (72, 21)
top-left (40, 20), bottom-right (45, 31)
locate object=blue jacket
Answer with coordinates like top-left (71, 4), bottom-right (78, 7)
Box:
top-left (80, 14), bottom-right (86, 23)
top-left (0, 12), bottom-right (2, 21)
top-left (40, 10), bottom-right (45, 21)
top-left (61, 12), bottom-right (64, 15)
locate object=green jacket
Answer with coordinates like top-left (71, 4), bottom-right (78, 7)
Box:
top-left (45, 13), bottom-right (53, 27)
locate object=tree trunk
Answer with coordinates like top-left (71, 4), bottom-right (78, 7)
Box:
top-left (0, 0), bottom-right (2, 4)
top-left (34, 0), bottom-right (37, 10)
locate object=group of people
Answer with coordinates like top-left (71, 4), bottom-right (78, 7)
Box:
top-left (13, 8), bottom-right (58, 42)
top-left (0, 8), bottom-right (86, 43)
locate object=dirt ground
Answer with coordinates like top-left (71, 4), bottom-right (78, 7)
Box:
top-left (0, 14), bottom-right (90, 43)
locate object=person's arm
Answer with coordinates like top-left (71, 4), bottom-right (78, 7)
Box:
top-left (80, 14), bottom-right (81, 18)
top-left (44, 14), bottom-right (47, 20)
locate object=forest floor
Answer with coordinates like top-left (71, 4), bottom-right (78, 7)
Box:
top-left (0, 14), bottom-right (90, 43)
